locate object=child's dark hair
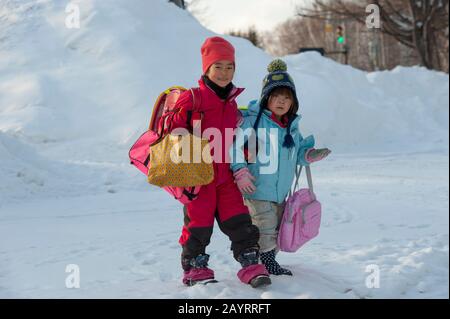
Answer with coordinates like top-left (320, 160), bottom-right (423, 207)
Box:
top-left (266, 87), bottom-right (299, 120)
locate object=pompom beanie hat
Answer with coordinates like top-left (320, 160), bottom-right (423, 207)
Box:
top-left (260, 59), bottom-right (299, 111)
top-left (259, 59), bottom-right (299, 149)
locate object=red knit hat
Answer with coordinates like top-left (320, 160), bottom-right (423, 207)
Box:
top-left (200, 37), bottom-right (235, 74)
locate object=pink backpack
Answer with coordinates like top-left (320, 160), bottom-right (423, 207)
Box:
top-left (278, 166), bottom-right (322, 252)
top-left (128, 86), bottom-right (203, 204)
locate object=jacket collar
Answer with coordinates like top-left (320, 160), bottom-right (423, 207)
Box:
top-left (198, 77), bottom-right (244, 103)
top-left (270, 113), bottom-right (289, 128)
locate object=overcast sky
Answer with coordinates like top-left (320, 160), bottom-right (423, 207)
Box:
top-left (185, 0), bottom-right (313, 33)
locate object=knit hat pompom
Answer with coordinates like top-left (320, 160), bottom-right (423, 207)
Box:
top-left (267, 59), bottom-right (287, 73)
top-left (283, 133), bottom-right (295, 148)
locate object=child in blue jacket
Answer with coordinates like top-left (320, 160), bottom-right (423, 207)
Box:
top-left (230, 59), bottom-right (331, 275)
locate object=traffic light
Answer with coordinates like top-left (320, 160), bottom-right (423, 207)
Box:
top-left (336, 25), bottom-right (345, 44)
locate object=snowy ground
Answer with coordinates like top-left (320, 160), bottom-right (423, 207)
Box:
top-left (1, 152), bottom-right (448, 299)
top-left (0, 0), bottom-right (448, 299)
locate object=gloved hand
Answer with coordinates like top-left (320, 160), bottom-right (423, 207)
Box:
top-left (233, 167), bottom-right (256, 194)
top-left (306, 148), bottom-right (331, 163)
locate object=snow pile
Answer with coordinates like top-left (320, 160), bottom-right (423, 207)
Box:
top-left (285, 53), bottom-right (449, 153)
top-left (0, 0), bottom-right (268, 150)
top-left (0, 0), bottom-right (447, 159)
top-left (0, 131), bottom-right (50, 200)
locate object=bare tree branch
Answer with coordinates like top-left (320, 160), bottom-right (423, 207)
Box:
top-left (296, 0), bottom-right (448, 70)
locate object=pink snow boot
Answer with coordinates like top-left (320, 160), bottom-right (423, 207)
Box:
top-left (182, 254), bottom-right (216, 286)
top-left (237, 248), bottom-right (271, 288)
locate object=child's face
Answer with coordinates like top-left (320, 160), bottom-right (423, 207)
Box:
top-left (206, 60), bottom-right (235, 88)
top-left (267, 89), bottom-right (293, 118)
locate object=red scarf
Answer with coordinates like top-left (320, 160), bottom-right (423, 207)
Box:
top-left (270, 113), bottom-right (288, 128)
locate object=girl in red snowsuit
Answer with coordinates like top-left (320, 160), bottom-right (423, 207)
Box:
top-left (169, 37), bottom-right (270, 288)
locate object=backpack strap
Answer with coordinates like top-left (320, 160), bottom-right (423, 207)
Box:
top-left (289, 165), bottom-right (314, 198)
top-left (306, 166), bottom-right (314, 193)
top-left (187, 88), bottom-right (202, 132)
top-left (190, 88), bottom-right (201, 112)
top-left (157, 87), bottom-right (200, 138)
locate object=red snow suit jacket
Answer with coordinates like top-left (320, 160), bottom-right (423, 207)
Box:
top-left (169, 78), bottom-right (244, 185)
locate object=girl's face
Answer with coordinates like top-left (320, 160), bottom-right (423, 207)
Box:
top-left (267, 88), bottom-right (293, 119)
top-left (206, 60), bottom-right (235, 88)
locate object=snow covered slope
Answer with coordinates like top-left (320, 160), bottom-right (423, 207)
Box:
top-left (0, 0), bottom-right (448, 299)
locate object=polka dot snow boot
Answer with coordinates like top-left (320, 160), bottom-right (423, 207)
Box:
top-left (260, 249), bottom-right (293, 276)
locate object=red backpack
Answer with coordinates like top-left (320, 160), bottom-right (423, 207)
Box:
top-left (128, 86), bottom-right (203, 204)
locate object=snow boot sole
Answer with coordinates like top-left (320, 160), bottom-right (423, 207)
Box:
top-left (185, 278), bottom-right (218, 287)
top-left (249, 275), bottom-right (271, 288)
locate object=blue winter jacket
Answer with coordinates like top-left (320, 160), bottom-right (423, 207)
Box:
top-left (230, 100), bottom-right (315, 204)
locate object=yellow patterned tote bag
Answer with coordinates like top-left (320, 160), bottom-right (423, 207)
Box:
top-left (147, 132), bottom-right (214, 187)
